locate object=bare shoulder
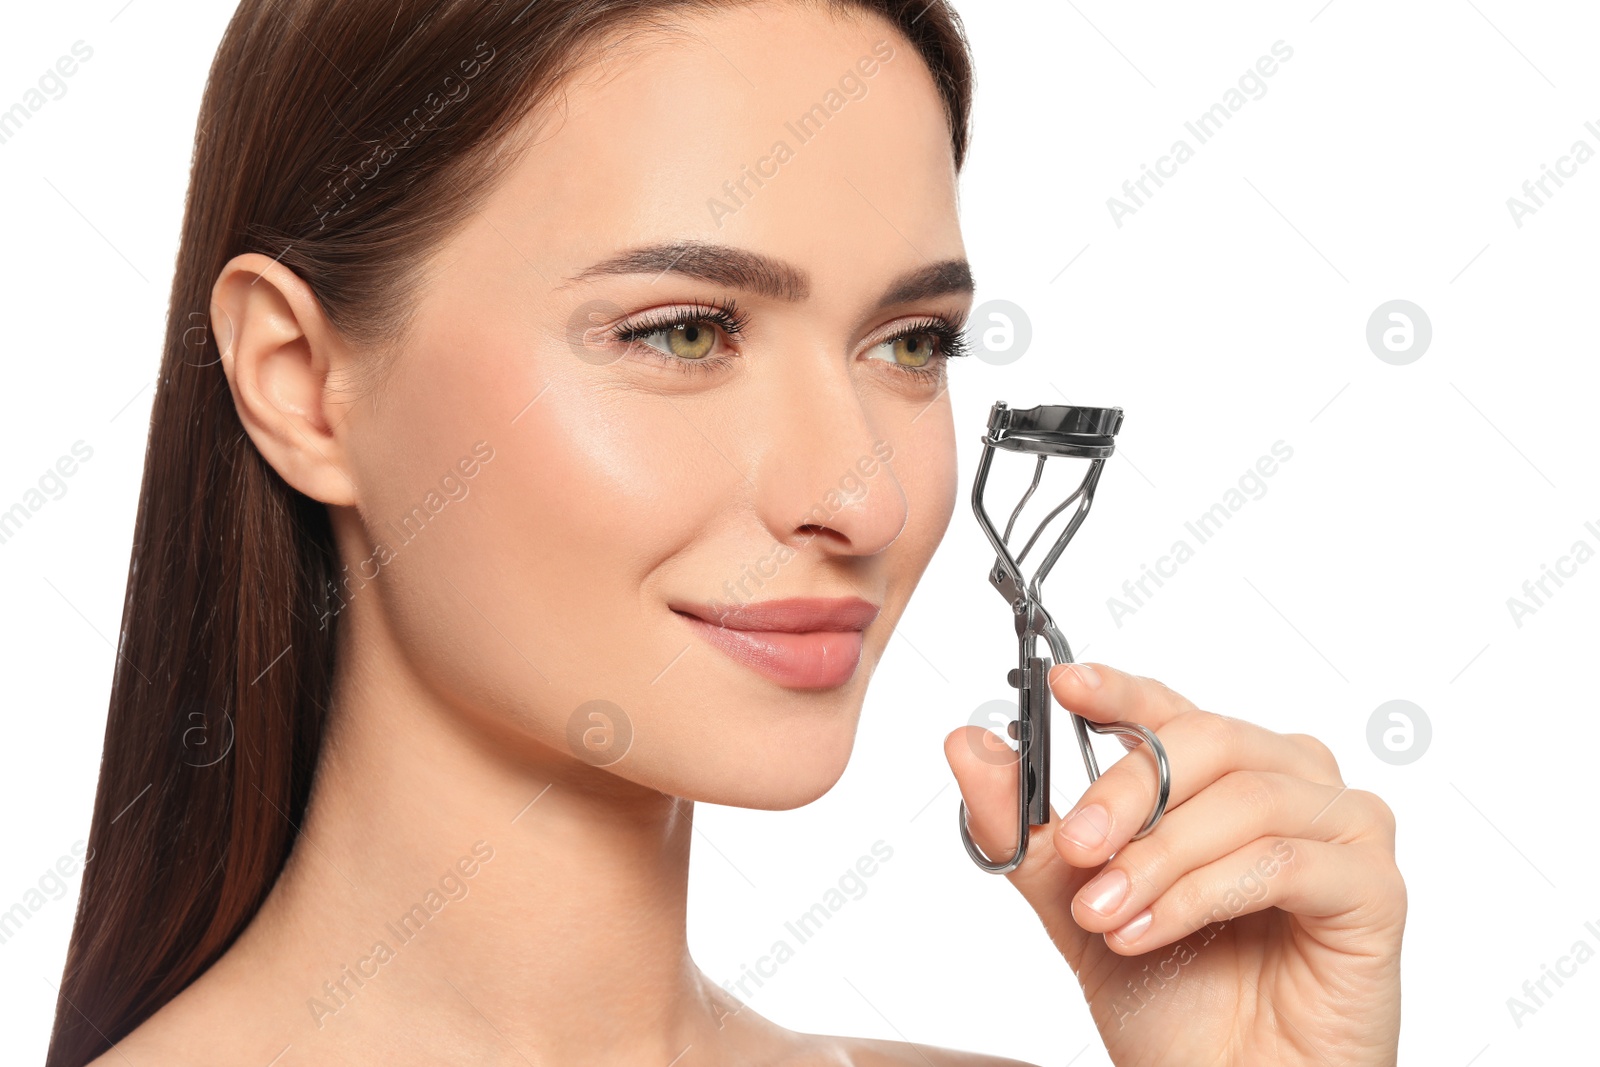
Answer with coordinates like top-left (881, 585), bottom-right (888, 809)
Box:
top-left (832, 1034), bottom-right (1042, 1067)
top-left (76, 965), bottom-right (266, 1067)
top-left (80, 1014), bottom-right (216, 1067)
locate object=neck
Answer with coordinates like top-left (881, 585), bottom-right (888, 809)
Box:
top-left (212, 598), bottom-right (766, 1064)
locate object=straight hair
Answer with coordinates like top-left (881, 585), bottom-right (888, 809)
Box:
top-left (46, 2), bottom-right (973, 1063)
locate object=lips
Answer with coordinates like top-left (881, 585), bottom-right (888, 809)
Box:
top-left (670, 596), bottom-right (880, 689)
top-left (672, 596), bottom-right (880, 633)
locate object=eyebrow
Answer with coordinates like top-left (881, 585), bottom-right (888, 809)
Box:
top-left (559, 240), bottom-right (974, 309)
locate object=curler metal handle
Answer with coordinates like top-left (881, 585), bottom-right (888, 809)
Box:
top-left (958, 401), bottom-right (1171, 874)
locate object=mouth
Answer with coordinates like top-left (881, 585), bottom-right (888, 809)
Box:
top-left (669, 596), bottom-right (880, 690)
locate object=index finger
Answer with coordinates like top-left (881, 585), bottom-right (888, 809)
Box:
top-left (1045, 660), bottom-right (1199, 731)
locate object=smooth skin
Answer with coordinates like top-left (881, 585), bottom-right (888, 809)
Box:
top-left (89, 2), bottom-right (1402, 1066)
top-left (946, 661), bottom-right (1405, 1065)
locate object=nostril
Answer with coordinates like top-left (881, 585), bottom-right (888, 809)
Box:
top-left (794, 525), bottom-right (842, 548)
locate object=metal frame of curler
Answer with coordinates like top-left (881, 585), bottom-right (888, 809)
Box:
top-left (959, 401), bottom-right (1172, 874)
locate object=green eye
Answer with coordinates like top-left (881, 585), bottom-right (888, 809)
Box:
top-left (869, 321), bottom-right (968, 374)
top-left (611, 302), bottom-right (749, 369)
top-left (886, 330), bottom-right (939, 368)
top-left (653, 321), bottom-right (716, 361)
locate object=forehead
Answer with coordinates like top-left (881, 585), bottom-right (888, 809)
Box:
top-left (475, 2), bottom-right (962, 293)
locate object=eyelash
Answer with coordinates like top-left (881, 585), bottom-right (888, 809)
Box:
top-left (608, 298), bottom-right (971, 381)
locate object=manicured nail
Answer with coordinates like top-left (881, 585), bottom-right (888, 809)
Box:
top-left (1071, 662), bottom-right (1102, 689)
top-left (1109, 907), bottom-right (1153, 946)
top-left (1078, 867), bottom-right (1130, 915)
top-left (1060, 802), bottom-right (1111, 849)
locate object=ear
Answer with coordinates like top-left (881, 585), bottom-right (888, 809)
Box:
top-left (210, 253), bottom-right (360, 507)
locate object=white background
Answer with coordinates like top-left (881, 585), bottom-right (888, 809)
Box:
top-left (3, 1), bottom-right (1597, 1063)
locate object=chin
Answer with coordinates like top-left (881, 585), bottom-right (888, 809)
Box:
top-left (636, 714), bottom-right (860, 811)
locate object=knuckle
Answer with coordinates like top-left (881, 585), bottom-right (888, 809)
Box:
top-left (1287, 732), bottom-right (1341, 777)
top-left (1100, 764), bottom-right (1154, 827)
top-left (1351, 788), bottom-right (1398, 836)
top-left (1180, 708), bottom-right (1237, 752)
top-left (1385, 860), bottom-right (1409, 910)
top-left (1095, 734), bottom-right (1158, 794)
top-left (1221, 769), bottom-right (1279, 821)
top-left (1141, 674), bottom-right (1199, 714)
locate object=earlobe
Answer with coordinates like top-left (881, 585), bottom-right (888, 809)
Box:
top-left (210, 253), bottom-right (360, 507)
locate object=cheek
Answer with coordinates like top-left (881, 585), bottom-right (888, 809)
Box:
top-left (887, 401), bottom-right (958, 571)
top-left (928, 413), bottom-right (959, 536)
top-left (349, 366), bottom-right (733, 744)
top-left (469, 383), bottom-right (723, 625)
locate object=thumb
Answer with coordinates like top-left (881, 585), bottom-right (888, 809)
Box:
top-left (943, 725), bottom-right (1101, 968)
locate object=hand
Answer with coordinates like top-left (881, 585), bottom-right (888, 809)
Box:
top-left (945, 661), bottom-right (1405, 1067)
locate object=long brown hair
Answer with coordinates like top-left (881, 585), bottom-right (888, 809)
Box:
top-left (47, 1), bottom-right (972, 1063)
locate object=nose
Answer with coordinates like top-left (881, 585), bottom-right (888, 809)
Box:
top-left (750, 373), bottom-right (908, 559)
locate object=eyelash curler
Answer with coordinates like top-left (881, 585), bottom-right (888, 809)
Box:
top-left (959, 401), bottom-right (1172, 874)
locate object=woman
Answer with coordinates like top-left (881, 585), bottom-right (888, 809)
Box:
top-left (50, 1), bottom-right (1406, 1064)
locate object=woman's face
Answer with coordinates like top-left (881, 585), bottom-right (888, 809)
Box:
top-left (331, 3), bottom-right (968, 808)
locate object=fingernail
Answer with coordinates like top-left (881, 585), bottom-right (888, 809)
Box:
top-left (1071, 662), bottom-right (1102, 689)
top-left (1060, 802), bottom-right (1111, 849)
top-left (1078, 867), bottom-right (1129, 915)
top-left (1109, 907), bottom-right (1153, 946)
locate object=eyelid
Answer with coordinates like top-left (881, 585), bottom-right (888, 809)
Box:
top-left (613, 300), bottom-right (751, 340)
top-left (603, 299), bottom-right (968, 382)
top-left (859, 310), bottom-right (969, 352)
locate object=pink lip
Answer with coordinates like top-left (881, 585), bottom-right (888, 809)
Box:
top-left (670, 596), bottom-right (879, 689)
